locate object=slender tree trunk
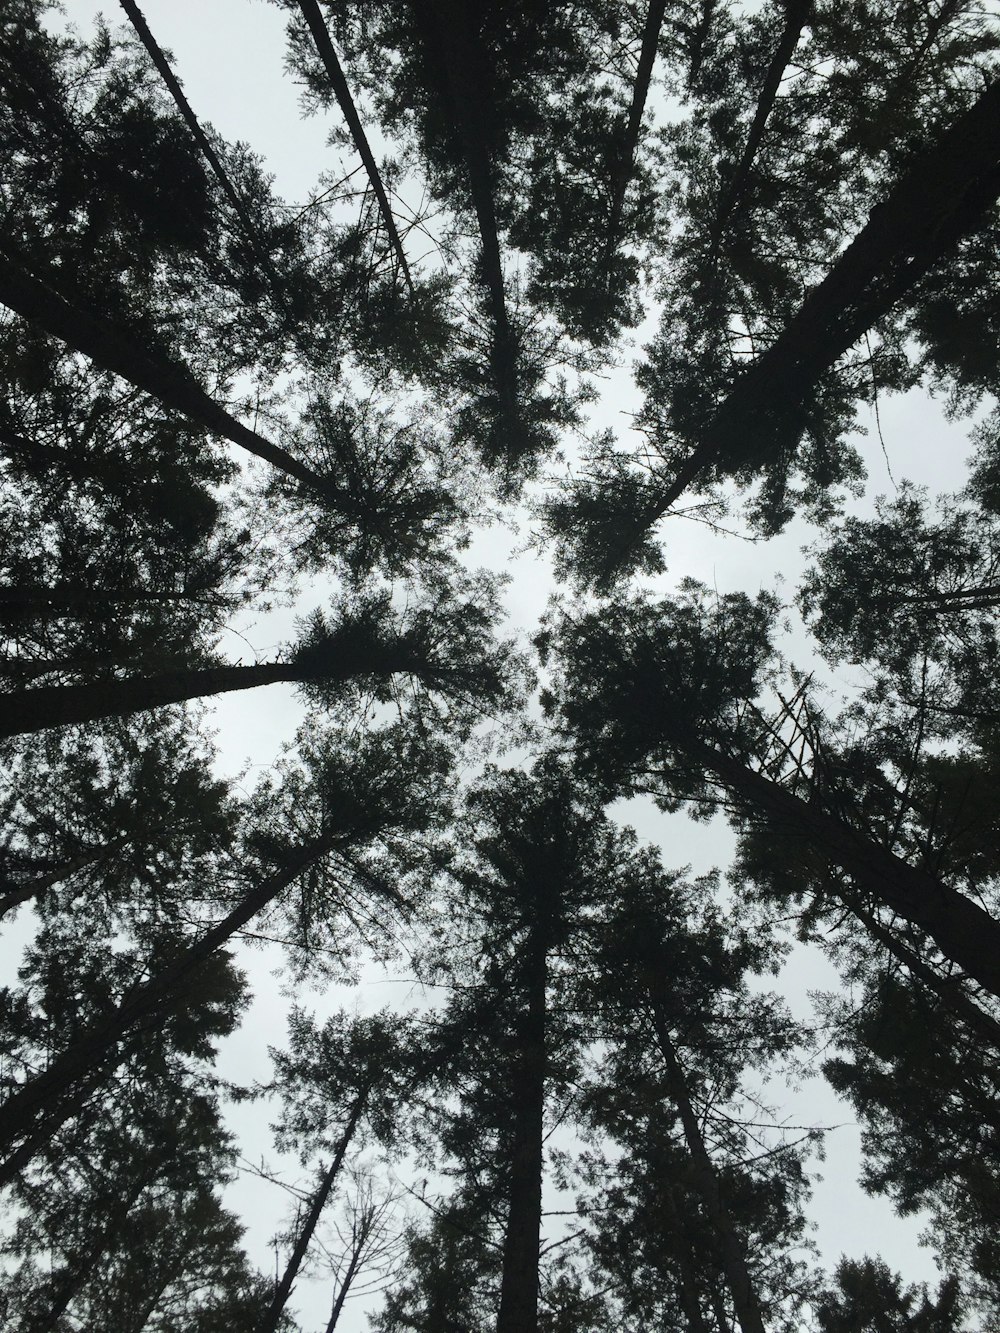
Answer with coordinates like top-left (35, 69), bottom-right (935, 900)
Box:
top-left (649, 75), bottom-right (1000, 516)
top-left (118, 0), bottom-right (296, 316)
top-left (0, 849), bottom-right (106, 919)
top-left (686, 738), bottom-right (1000, 1001)
top-left (294, 0), bottom-right (413, 294)
top-left (257, 1088), bottom-right (369, 1333)
top-left (0, 835), bottom-right (338, 1181)
top-left (846, 895), bottom-right (1000, 1052)
top-left (324, 1239), bottom-right (366, 1333)
top-left (0, 250), bottom-right (324, 491)
top-left (418, 1), bottom-right (519, 436)
top-left (27, 1170), bottom-right (154, 1333)
top-left (604, 0), bottom-right (667, 254)
top-left (0, 583), bottom-right (225, 621)
top-left (710, 0), bottom-right (811, 248)
top-left (660, 1181), bottom-right (714, 1333)
top-left (496, 927), bottom-right (548, 1333)
top-left (648, 1003), bottom-right (767, 1333)
top-left (0, 660), bottom-right (301, 738)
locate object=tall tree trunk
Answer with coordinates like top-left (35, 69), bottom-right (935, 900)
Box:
top-left (418, 1), bottom-right (519, 438)
top-left (710, 0), bottom-right (810, 249)
top-left (257, 1088), bottom-right (369, 1333)
top-left (648, 1002), bottom-right (767, 1333)
top-left (0, 849), bottom-right (107, 920)
top-left (0, 250), bottom-right (324, 491)
top-left (0, 583), bottom-right (225, 622)
top-left (324, 1238), bottom-right (366, 1333)
top-left (648, 75), bottom-right (1000, 516)
top-left (496, 927), bottom-right (548, 1333)
top-left (846, 895), bottom-right (1000, 1052)
top-left (0, 660), bottom-right (301, 738)
top-left (27, 1169), bottom-right (154, 1333)
top-left (118, 0), bottom-right (293, 315)
top-left (660, 1180), bottom-right (715, 1333)
top-left (604, 0), bottom-right (667, 256)
top-left (0, 835), bottom-right (338, 1181)
top-left (294, 0), bottom-right (413, 294)
top-left (688, 738), bottom-right (1000, 1001)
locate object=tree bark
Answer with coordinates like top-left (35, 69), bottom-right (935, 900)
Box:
top-left (711, 0), bottom-right (811, 246)
top-left (604, 0), bottom-right (667, 255)
top-left (648, 1002), bottom-right (767, 1333)
top-left (0, 836), bottom-right (337, 1181)
top-left (257, 1088), bottom-right (369, 1333)
top-left (846, 895), bottom-right (1000, 1052)
top-left (0, 849), bottom-right (106, 920)
top-left (294, 0), bottom-right (413, 294)
top-left (118, 0), bottom-right (292, 310)
top-left (496, 925), bottom-right (547, 1333)
top-left (418, 1), bottom-right (519, 435)
top-left (0, 250), bottom-right (324, 491)
top-left (651, 75), bottom-right (1000, 515)
top-left (0, 660), bottom-right (301, 738)
top-left (688, 738), bottom-right (1000, 1001)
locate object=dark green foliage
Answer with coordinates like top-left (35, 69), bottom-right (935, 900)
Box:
top-left (816, 1257), bottom-right (964, 1333)
top-left (4, 0), bottom-right (1000, 1325)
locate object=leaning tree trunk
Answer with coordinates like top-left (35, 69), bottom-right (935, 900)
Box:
top-left (26, 1169), bottom-right (155, 1333)
top-left (0, 834), bottom-right (338, 1182)
top-left (496, 923), bottom-right (548, 1333)
top-left (647, 75), bottom-right (1000, 517)
top-left (688, 738), bottom-right (1000, 1002)
top-left (257, 1087), bottom-right (370, 1333)
top-left (846, 894), bottom-right (1000, 1053)
top-left (294, 0), bottom-right (413, 294)
top-left (0, 250), bottom-right (324, 491)
top-left (648, 1001), bottom-right (768, 1333)
top-left (0, 660), bottom-right (304, 739)
top-left (118, 0), bottom-right (292, 311)
top-left (418, 1), bottom-right (519, 439)
top-left (603, 0), bottom-right (668, 257)
top-left (0, 849), bottom-right (109, 920)
top-left (709, 0), bottom-right (811, 250)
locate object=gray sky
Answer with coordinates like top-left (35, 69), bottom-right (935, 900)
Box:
top-left (37, 2), bottom-right (987, 1326)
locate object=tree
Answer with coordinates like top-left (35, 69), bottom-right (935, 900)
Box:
top-left (816, 1257), bottom-right (965, 1333)
top-left (5, 0), bottom-right (1000, 1325)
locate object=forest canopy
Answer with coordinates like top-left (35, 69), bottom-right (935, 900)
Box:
top-left (2, 1), bottom-right (1000, 1329)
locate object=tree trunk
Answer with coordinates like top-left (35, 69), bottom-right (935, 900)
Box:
top-left (648, 1003), bottom-right (767, 1333)
top-left (118, 0), bottom-right (293, 317)
top-left (711, 0), bottom-right (811, 246)
top-left (0, 250), bottom-right (323, 490)
top-left (27, 1170), bottom-right (154, 1333)
top-left (294, 0), bottom-right (412, 294)
top-left (659, 1181), bottom-right (714, 1333)
top-left (0, 849), bottom-right (106, 920)
top-left (0, 660), bottom-right (300, 738)
top-left (418, 1), bottom-right (519, 436)
top-left (652, 75), bottom-right (1000, 515)
top-left (604, 0), bottom-right (667, 255)
top-left (257, 1089), bottom-right (369, 1333)
top-left (496, 927), bottom-right (547, 1333)
top-left (0, 583), bottom-right (225, 622)
top-left (689, 738), bottom-right (1000, 1002)
top-left (0, 836), bottom-right (336, 1181)
top-left (846, 895), bottom-right (1000, 1052)
top-left (324, 1240), bottom-right (365, 1333)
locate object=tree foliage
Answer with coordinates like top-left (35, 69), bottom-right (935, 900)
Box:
top-left (2, 0), bottom-right (999, 1328)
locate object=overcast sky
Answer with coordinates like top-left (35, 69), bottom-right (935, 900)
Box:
top-left (36, 2), bottom-right (988, 1326)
